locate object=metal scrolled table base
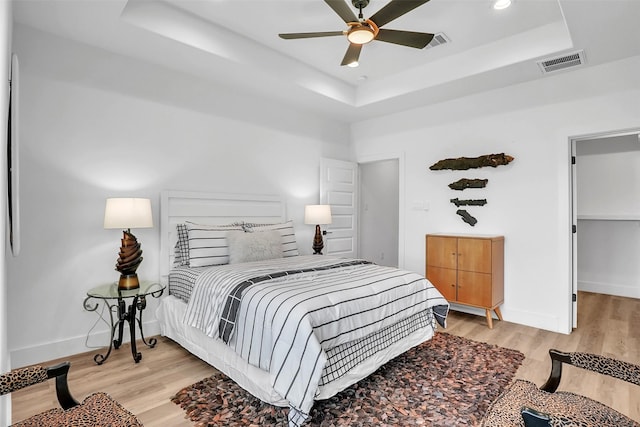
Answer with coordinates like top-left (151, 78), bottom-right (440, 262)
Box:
top-left (83, 288), bottom-right (162, 364)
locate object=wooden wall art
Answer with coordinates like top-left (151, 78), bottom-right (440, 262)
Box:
top-left (430, 153), bottom-right (514, 227)
top-left (449, 178), bottom-right (488, 191)
top-left (429, 153), bottom-right (514, 171)
top-left (456, 210), bottom-right (478, 226)
top-left (450, 198), bottom-right (487, 207)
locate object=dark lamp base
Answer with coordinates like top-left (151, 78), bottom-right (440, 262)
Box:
top-left (118, 274), bottom-right (140, 290)
top-left (312, 224), bottom-right (324, 255)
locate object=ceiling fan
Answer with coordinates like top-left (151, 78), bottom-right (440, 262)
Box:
top-left (279, 0), bottom-right (434, 67)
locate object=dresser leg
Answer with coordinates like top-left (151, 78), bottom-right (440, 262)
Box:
top-left (485, 307), bottom-right (503, 329)
top-left (485, 309), bottom-right (494, 329)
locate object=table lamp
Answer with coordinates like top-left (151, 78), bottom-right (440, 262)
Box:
top-left (304, 204), bottom-right (332, 255)
top-left (104, 198), bottom-right (153, 290)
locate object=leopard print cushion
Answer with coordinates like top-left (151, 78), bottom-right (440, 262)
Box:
top-left (570, 353), bottom-right (640, 386)
top-left (0, 366), bottom-right (48, 395)
top-left (481, 379), bottom-right (639, 427)
top-left (13, 392), bottom-right (143, 427)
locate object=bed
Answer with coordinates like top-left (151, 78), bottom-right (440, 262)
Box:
top-left (156, 190), bottom-right (449, 426)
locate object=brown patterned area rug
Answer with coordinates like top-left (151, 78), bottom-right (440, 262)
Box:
top-left (172, 333), bottom-right (524, 426)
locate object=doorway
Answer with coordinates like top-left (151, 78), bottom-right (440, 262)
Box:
top-left (570, 127), bottom-right (640, 328)
top-left (359, 159), bottom-right (400, 267)
top-left (321, 154), bottom-right (405, 267)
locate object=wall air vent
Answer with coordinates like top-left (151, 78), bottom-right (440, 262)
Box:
top-left (537, 50), bottom-right (586, 74)
top-left (426, 32), bottom-right (450, 49)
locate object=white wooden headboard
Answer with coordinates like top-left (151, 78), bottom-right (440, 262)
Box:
top-left (160, 190), bottom-right (286, 283)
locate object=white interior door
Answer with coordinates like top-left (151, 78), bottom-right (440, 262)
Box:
top-left (320, 158), bottom-right (358, 258)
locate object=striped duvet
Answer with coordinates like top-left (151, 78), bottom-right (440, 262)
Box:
top-left (184, 255), bottom-right (449, 426)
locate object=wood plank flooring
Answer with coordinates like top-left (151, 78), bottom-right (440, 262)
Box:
top-left (11, 291), bottom-right (640, 425)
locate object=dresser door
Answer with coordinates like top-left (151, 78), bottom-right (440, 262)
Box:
top-left (426, 235), bottom-right (458, 269)
top-left (457, 271), bottom-right (493, 307)
top-left (457, 238), bottom-right (492, 273)
top-left (426, 266), bottom-right (457, 302)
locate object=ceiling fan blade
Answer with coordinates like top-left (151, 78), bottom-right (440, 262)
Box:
top-left (340, 43), bottom-right (362, 66)
top-left (325, 0), bottom-right (358, 24)
top-left (369, 0), bottom-right (430, 28)
top-left (376, 28), bottom-right (434, 49)
top-left (279, 31), bottom-right (344, 40)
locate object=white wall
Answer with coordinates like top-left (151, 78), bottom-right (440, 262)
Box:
top-left (576, 134), bottom-right (640, 218)
top-left (575, 134), bottom-right (640, 297)
top-left (352, 55), bottom-right (640, 334)
top-left (576, 220), bottom-right (640, 297)
top-left (1, 0), bottom-right (12, 422)
top-left (7, 25), bottom-right (351, 368)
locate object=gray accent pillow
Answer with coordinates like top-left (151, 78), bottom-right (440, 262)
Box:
top-left (227, 230), bottom-right (284, 264)
top-left (243, 220), bottom-right (299, 257)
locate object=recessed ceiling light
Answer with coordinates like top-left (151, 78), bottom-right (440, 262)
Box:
top-left (493, 0), bottom-right (512, 10)
top-left (347, 61), bottom-right (359, 68)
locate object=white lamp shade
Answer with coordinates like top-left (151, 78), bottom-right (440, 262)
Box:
top-left (304, 205), bottom-right (332, 225)
top-left (104, 198), bottom-right (153, 229)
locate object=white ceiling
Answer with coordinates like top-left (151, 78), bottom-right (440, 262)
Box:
top-left (12, 0), bottom-right (640, 123)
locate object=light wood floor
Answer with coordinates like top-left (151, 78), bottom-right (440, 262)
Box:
top-left (12, 291), bottom-right (640, 425)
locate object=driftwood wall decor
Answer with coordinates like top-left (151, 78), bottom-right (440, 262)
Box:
top-left (449, 178), bottom-right (488, 191)
top-left (450, 198), bottom-right (487, 207)
top-left (429, 153), bottom-right (514, 171)
top-left (430, 152), bottom-right (514, 226)
top-left (456, 210), bottom-right (478, 226)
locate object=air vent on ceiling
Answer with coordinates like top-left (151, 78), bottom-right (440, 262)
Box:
top-left (537, 50), bottom-right (586, 74)
top-left (426, 32), bottom-right (450, 49)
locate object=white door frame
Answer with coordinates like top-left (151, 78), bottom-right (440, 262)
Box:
top-left (568, 126), bottom-right (640, 329)
top-left (357, 152), bottom-right (406, 269)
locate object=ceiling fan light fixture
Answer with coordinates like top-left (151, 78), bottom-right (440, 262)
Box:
top-left (347, 25), bottom-right (375, 44)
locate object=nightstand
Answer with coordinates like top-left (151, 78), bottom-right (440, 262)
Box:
top-left (84, 281), bottom-right (165, 364)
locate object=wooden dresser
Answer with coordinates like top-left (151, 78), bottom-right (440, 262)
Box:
top-left (425, 234), bottom-right (504, 328)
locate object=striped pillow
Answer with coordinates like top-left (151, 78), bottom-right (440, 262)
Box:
top-left (243, 220), bottom-right (299, 257)
top-left (174, 222), bottom-right (243, 267)
top-left (186, 223), bottom-right (244, 267)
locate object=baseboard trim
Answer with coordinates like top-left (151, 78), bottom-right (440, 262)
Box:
top-left (10, 320), bottom-right (160, 369)
top-left (578, 280), bottom-right (640, 299)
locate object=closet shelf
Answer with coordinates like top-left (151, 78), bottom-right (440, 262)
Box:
top-left (577, 214), bottom-right (640, 221)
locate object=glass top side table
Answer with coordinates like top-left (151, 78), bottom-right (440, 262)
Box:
top-left (84, 281), bottom-right (165, 364)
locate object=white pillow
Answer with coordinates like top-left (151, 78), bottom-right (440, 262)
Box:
top-left (227, 230), bottom-right (283, 264)
top-left (243, 220), bottom-right (299, 257)
top-left (187, 223), bottom-right (243, 267)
